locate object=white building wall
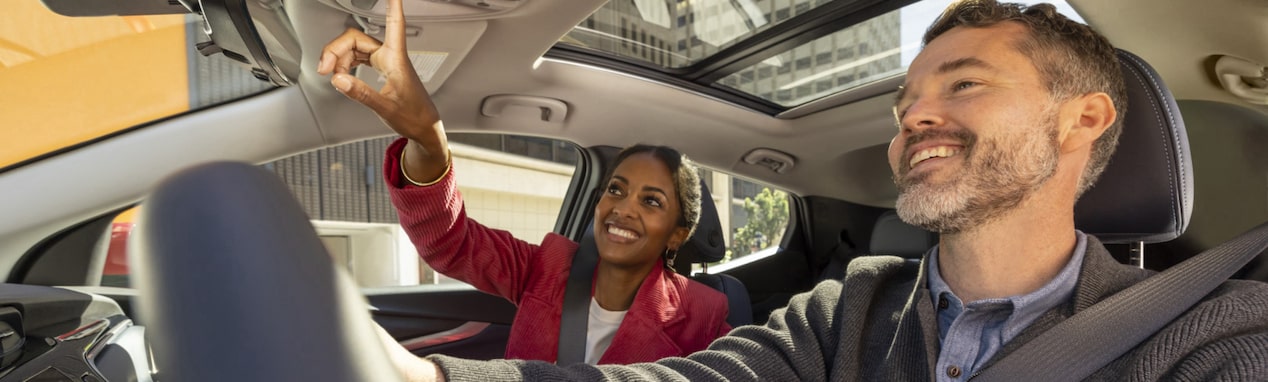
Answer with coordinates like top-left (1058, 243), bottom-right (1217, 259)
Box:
top-left (449, 142), bottom-right (575, 242)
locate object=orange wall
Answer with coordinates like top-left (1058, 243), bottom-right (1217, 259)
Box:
top-left (0, 1), bottom-right (189, 168)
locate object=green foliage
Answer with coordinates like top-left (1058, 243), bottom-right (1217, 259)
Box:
top-left (727, 188), bottom-right (789, 259)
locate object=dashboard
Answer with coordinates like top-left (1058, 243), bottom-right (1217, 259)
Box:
top-left (0, 284), bottom-right (152, 381)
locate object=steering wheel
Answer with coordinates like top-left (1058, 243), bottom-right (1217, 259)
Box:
top-left (132, 161), bottom-right (404, 381)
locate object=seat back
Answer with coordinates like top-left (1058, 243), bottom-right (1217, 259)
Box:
top-left (870, 210), bottom-right (938, 259)
top-left (674, 182), bottom-right (753, 327)
top-left (134, 162), bottom-right (399, 381)
top-left (818, 210), bottom-right (937, 282)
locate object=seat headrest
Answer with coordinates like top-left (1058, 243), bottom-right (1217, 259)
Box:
top-left (1074, 50), bottom-right (1193, 244)
top-left (135, 162), bottom-right (399, 381)
top-left (674, 181), bottom-right (726, 275)
top-left (870, 210), bottom-right (937, 259)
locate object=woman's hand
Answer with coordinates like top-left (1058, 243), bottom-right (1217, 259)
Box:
top-left (316, 0), bottom-right (449, 182)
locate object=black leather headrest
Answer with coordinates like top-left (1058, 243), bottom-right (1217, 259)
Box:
top-left (674, 181), bottom-right (726, 275)
top-left (1074, 50), bottom-right (1193, 244)
top-left (870, 210), bottom-right (938, 259)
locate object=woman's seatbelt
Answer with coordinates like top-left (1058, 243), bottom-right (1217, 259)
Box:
top-left (975, 221), bottom-right (1268, 381)
top-left (557, 227), bottom-right (598, 365)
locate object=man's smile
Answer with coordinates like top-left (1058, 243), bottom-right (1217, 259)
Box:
top-left (909, 145), bottom-right (964, 170)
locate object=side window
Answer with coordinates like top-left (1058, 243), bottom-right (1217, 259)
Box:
top-left (269, 133), bottom-right (579, 288)
top-left (697, 169), bottom-right (791, 269)
top-left (103, 133), bottom-right (580, 288)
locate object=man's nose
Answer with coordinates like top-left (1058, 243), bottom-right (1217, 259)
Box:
top-left (899, 98), bottom-right (946, 133)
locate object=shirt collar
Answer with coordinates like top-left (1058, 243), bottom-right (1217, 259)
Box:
top-left (926, 230), bottom-right (1088, 338)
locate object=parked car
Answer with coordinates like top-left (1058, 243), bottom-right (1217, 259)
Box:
top-left (1, 0), bottom-right (1266, 380)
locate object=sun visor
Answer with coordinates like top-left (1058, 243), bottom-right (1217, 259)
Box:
top-left (39, 0), bottom-right (191, 16)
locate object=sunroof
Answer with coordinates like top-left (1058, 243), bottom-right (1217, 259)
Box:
top-left (557, 0), bottom-right (1084, 110)
top-left (719, 1), bottom-right (1084, 106)
top-left (717, 2), bottom-right (910, 106)
top-left (558, 0), bottom-right (835, 68)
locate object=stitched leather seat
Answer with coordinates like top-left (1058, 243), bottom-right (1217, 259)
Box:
top-left (1073, 49), bottom-right (1192, 243)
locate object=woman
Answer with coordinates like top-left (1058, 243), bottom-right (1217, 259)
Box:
top-left (315, 5), bottom-right (731, 365)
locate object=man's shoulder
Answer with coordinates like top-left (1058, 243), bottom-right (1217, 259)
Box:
top-left (843, 255), bottom-right (922, 285)
top-left (788, 255), bottom-right (919, 311)
top-left (1104, 279), bottom-right (1268, 379)
top-left (1164, 279), bottom-right (1268, 378)
top-left (835, 255), bottom-right (924, 312)
top-left (1156, 278), bottom-right (1268, 351)
top-left (1195, 278), bottom-right (1268, 314)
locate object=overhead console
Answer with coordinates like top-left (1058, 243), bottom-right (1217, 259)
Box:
top-left (319, 0), bottom-right (528, 21)
top-left (311, 0), bottom-right (510, 93)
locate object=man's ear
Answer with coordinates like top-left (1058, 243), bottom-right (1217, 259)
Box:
top-left (1058, 92), bottom-right (1116, 153)
top-left (668, 227), bottom-right (691, 251)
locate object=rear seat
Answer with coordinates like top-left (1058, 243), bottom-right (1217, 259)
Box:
top-left (819, 211), bottom-right (938, 282)
top-left (869, 211), bottom-right (939, 259)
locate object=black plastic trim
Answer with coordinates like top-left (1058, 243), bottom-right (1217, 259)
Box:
top-left (555, 144), bottom-right (598, 241)
top-left (39, 0), bottom-right (191, 16)
top-left (199, 0), bottom-right (291, 85)
top-left (7, 206), bottom-right (131, 285)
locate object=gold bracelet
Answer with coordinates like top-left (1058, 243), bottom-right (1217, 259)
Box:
top-left (401, 148), bottom-right (451, 187)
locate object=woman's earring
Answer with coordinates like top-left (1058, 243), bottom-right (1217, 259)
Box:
top-left (664, 248), bottom-right (678, 269)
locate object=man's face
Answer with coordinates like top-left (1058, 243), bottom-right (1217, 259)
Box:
top-left (888, 22), bottom-right (1062, 234)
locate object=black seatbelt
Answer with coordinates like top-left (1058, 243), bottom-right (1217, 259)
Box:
top-left (975, 221), bottom-right (1268, 381)
top-left (557, 227), bottom-right (598, 365)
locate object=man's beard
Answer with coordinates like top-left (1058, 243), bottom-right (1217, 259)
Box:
top-left (894, 114), bottom-right (1060, 234)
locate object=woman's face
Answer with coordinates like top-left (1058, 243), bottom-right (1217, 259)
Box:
top-left (593, 152), bottom-right (691, 270)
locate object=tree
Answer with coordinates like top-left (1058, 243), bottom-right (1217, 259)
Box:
top-left (727, 188), bottom-right (789, 261)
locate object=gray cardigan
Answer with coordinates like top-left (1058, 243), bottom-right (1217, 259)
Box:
top-left (430, 236), bottom-right (1268, 381)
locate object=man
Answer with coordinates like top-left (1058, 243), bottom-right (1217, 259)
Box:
top-left (322, 0), bottom-right (1268, 380)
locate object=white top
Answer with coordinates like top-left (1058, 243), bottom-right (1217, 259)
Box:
top-left (583, 297), bottom-right (629, 365)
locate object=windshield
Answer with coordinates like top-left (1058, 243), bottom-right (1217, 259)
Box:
top-left (0, 1), bottom-right (273, 170)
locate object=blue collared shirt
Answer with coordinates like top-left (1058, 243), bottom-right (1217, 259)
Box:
top-left (927, 230), bottom-right (1087, 381)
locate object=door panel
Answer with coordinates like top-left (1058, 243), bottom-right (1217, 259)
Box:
top-left (365, 285), bottom-right (516, 360)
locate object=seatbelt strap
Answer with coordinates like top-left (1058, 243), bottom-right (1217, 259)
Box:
top-left (975, 221), bottom-right (1268, 381)
top-left (557, 227), bottom-right (598, 365)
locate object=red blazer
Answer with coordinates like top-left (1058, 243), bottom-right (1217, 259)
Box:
top-left (383, 139), bottom-right (731, 364)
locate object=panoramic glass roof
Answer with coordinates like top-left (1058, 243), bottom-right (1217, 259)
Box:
top-left (555, 0), bottom-right (1083, 111)
top-left (559, 0), bottom-right (836, 68)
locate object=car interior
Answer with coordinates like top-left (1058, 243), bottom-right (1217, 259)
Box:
top-left (1, 0), bottom-right (1267, 380)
